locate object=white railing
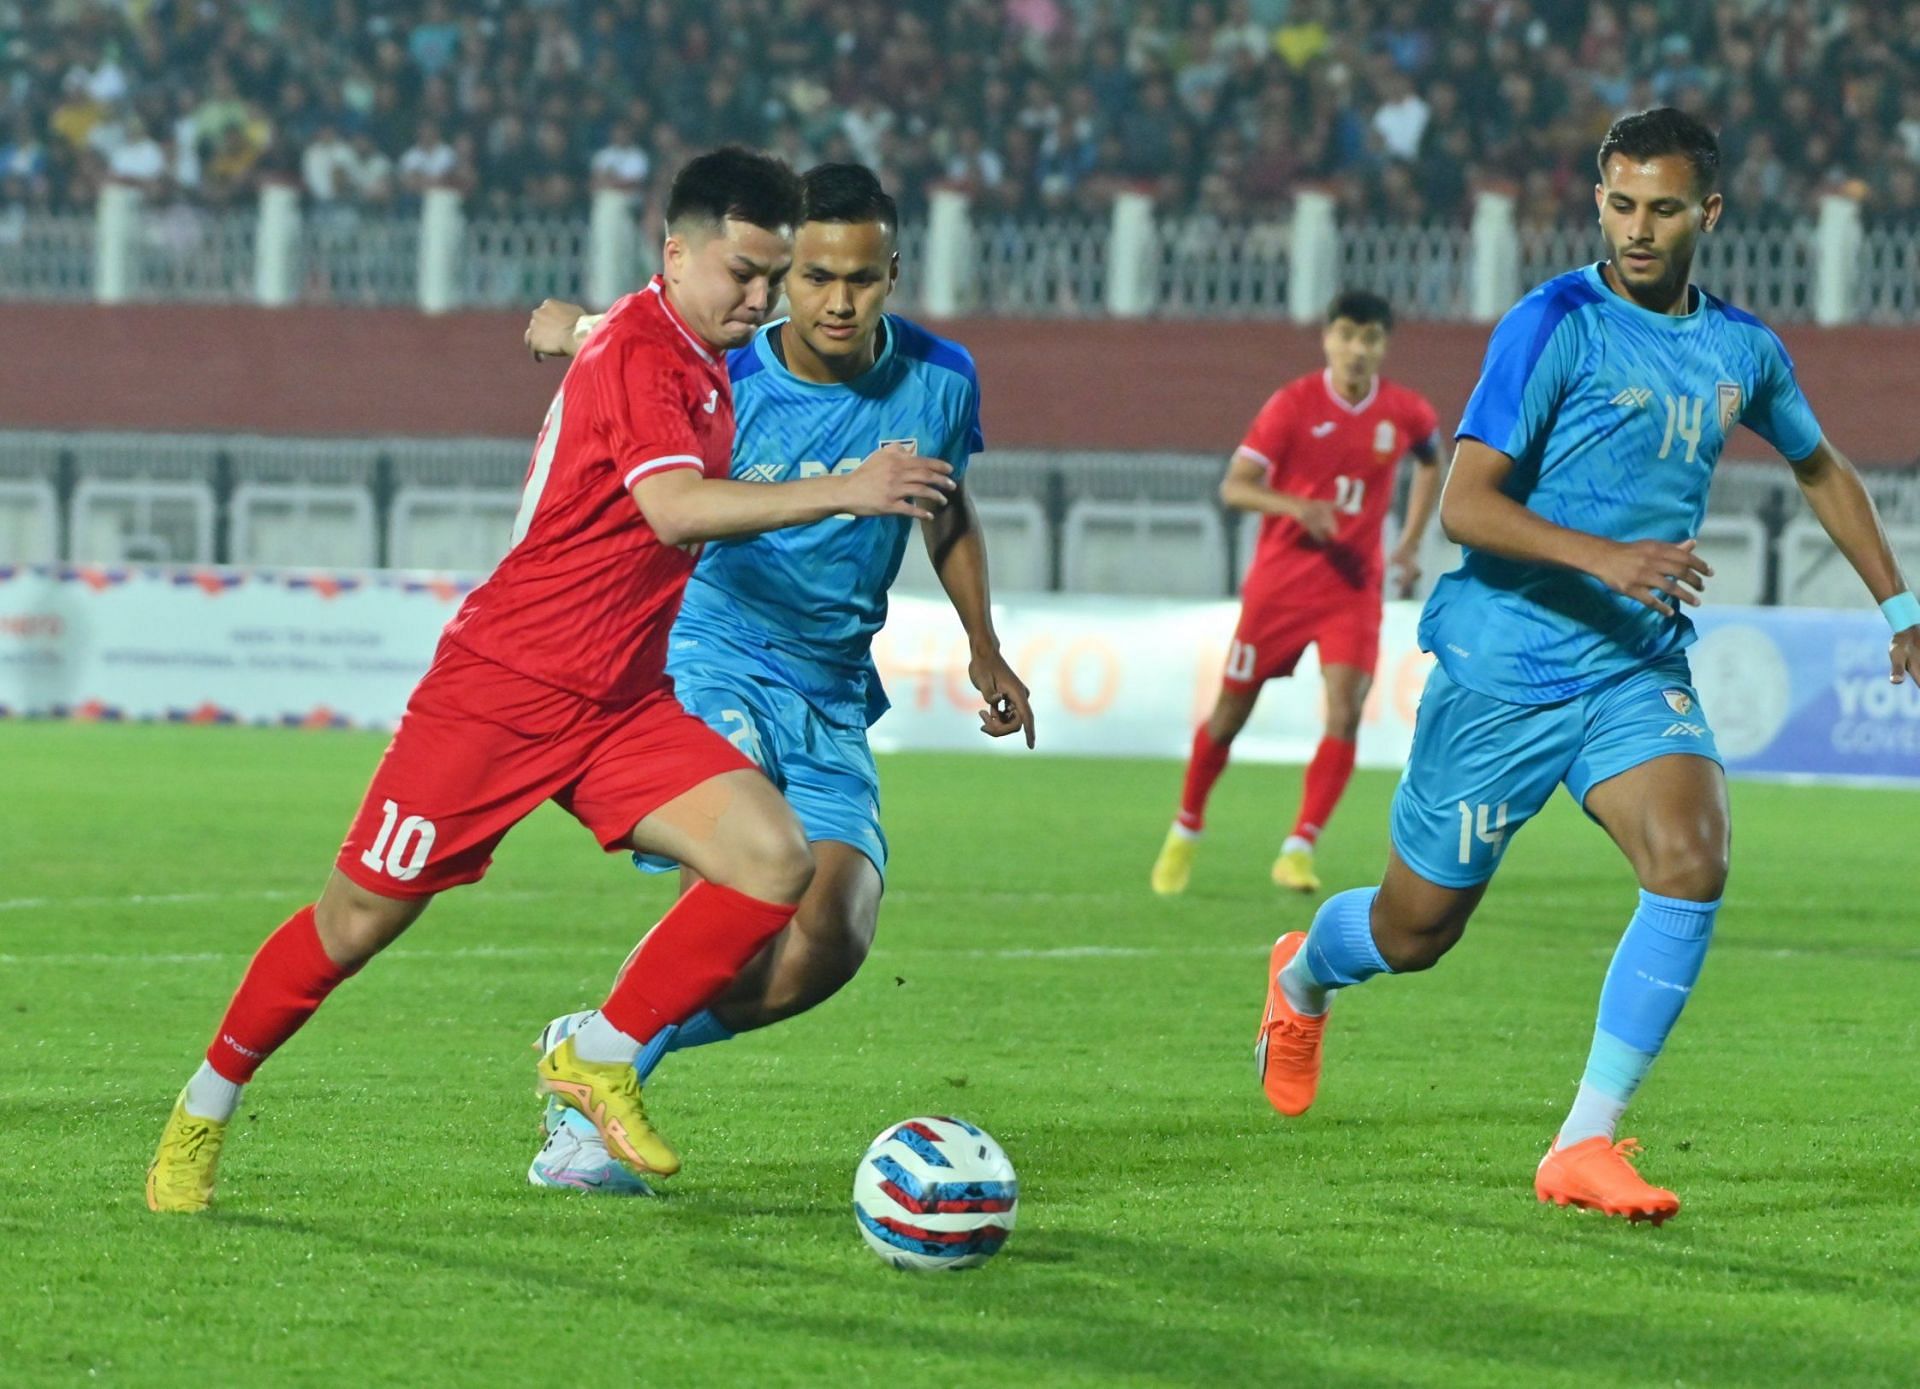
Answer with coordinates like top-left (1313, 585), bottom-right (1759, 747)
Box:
top-left (461, 214), bottom-right (589, 308)
top-left (1339, 220), bottom-right (1474, 320)
top-left (133, 206), bottom-right (257, 303)
top-left (1693, 222), bottom-right (1817, 322)
top-left (1517, 223), bottom-right (1600, 292)
top-left (1154, 214), bottom-right (1290, 317)
top-left (1857, 225), bottom-right (1920, 326)
top-left (14, 186), bottom-right (1912, 322)
top-left (969, 214), bottom-right (1107, 315)
top-left (301, 210), bottom-right (420, 306)
top-left (0, 210), bottom-right (94, 301)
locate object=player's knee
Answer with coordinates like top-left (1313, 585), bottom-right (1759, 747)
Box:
top-left (1638, 833), bottom-right (1728, 903)
top-left (1326, 701), bottom-right (1364, 742)
top-left (1207, 695), bottom-right (1254, 744)
top-left (314, 883), bottom-right (420, 968)
top-left (767, 934), bottom-right (868, 1023)
top-left (1371, 895), bottom-right (1472, 973)
top-left (716, 814), bottom-right (814, 904)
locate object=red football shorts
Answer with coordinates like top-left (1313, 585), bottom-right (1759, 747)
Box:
top-left (1222, 587), bottom-right (1382, 691)
top-left (336, 640), bottom-right (753, 899)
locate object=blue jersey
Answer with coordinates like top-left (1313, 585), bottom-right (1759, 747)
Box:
top-left (669, 314), bottom-right (984, 728)
top-left (1422, 263), bottom-right (1823, 705)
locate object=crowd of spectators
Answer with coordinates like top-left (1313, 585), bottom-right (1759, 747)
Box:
top-left (4, 0), bottom-right (1920, 232)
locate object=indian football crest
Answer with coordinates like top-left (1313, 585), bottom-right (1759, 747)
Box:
top-left (880, 437), bottom-right (918, 454)
top-left (1663, 688), bottom-right (1693, 716)
top-left (1716, 382), bottom-right (1742, 432)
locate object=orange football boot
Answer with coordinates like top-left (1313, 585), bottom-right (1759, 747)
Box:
top-left (1255, 931), bottom-right (1326, 1116)
top-left (1535, 1136), bottom-right (1680, 1224)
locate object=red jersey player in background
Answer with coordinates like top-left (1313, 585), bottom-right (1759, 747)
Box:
top-left (1152, 291), bottom-right (1441, 897)
top-left (145, 147), bottom-right (954, 1213)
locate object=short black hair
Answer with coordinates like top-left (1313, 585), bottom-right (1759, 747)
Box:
top-left (1597, 107), bottom-right (1720, 194)
top-left (801, 162), bottom-right (898, 245)
top-left (1326, 289), bottom-right (1393, 331)
top-left (665, 145), bottom-right (802, 236)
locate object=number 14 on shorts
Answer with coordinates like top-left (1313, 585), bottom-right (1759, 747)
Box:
top-left (1457, 800), bottom-right (1509, 866)
top-left (359, 799), bottom-right (438, 882)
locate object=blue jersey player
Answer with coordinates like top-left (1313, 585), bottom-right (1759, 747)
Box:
top-left (1254, 109), bottom-right (1920, 1223)
top-left (520, 164), bottom-right (1036, 1193)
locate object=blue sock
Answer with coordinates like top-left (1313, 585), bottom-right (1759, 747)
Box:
top-left (631, 1009), bottom-right (735, 1082)
top-left (1559, 889), bottom-right (1719, 1145)
top-left (1281, 886), bottom-right (1391, 1014)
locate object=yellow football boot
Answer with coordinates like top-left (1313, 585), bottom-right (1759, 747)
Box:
top-left (146, 1097), bottom-right (228, 1213)
top-left (1271, 847), bottom-right (1321, 893)
top-left (536, 1035), bottom-right (681, 1179)
top-left (1150, 827), bottom-right (1199, 896)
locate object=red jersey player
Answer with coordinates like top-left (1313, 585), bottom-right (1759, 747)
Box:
top-left (1151, 291), bottom-right (1441, 896)
top-left (145, 147), bottom-right (955, 1213)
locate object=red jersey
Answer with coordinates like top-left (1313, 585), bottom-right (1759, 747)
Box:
top-left (1238, 369), bottom-right (1439, 602)
top-left (443, 278), bottom-right (733, 702)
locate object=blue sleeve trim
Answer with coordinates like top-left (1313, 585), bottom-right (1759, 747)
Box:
top-left (888, 315), bottom-right (979, 387)
top-left (726, 344), bottom-right (765, 385)
top-left (1457, 271), bottom-right (1599, 455)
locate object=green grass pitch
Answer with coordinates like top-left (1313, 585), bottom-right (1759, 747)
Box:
top-left (1, 723), bottom-right (1916, 1387)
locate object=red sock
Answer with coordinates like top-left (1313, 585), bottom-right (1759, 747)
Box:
top-left (1177, 726), bottom-right (1232, 832)
top-left (599, 881), bottom-right (797, 1045)
top-left (1292, 736), bottom-right (1357, 844)
top-left (205, 906), bottom-right (358, 1083)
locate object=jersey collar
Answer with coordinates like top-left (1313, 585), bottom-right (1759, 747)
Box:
top-left (1321, 368), bottom-right (1378, 415)
top-left (1583, 261), bottom-right (1705, 328)
top-left (643, 276), bottom-right (718, 365)
top-left (755, 314), bottom-right (898, 391)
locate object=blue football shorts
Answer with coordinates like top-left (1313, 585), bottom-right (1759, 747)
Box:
top-left (1389, 654), bottom-right (1723, 889)
top-left (633, 669), bottom-right (888, 880)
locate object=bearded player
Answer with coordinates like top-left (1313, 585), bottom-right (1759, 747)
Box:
top-left (516, 163), bottom-right (1034, 1194)
top-left (145, 147), bottom-right (956, 1212)
top-left (1255, 109), bottom-right (1920, 1223)
top-left (1151, 291), bottom-right (1441, 896)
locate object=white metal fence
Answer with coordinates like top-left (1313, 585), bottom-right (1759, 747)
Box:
top-left (0, 210), bottom-right (94, 301)
top-left (5, 188), bottom-right (1912, 324)
top-left (461, 215), bottom-right (590, 308)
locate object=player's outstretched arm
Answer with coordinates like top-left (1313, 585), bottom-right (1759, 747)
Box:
top-left (923, 485), bottom-right (1036, 748)
top-left (525, 299), bottom-right (602, 361)
top-left (1787, 436), bottom-right (1920, 683)
top-left (633, 447), bottom-right (955, 548)
top-left (1218, 450), bottom-right (1338, 543)
top-left (1442, 438), bottom-right (1713, 617)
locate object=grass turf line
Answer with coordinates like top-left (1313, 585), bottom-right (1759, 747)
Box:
top-left (0, 723), bottom-right (1915, 1387)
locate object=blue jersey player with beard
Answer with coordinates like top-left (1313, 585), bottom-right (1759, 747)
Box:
top-left (1254, 109), bottom-right (1920, 1223)
top-left (520, 164), bottom-right (1036, 1194)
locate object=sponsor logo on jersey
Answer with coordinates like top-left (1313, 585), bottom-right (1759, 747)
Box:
top-left (1717, 381), bottom-right (1742, 431)
top-left (702, 388), bottom-right (719, 414)
top-left (1310, 421), bottom-right (1337, 438)
top-left (1662, 720), bottom-right (1706, 739)
top-left (734, 462), bottom-right (782, 483)
top-left (1663, 688), bottom-right (1693, 715)
top-left (1609, 387), bottom-right (1654, 409)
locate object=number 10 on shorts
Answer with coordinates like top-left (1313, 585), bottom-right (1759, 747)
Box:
top-left (360, 799), bottom-right (437, 881)
top-left (1456, 800), bottom-right (1509, 866)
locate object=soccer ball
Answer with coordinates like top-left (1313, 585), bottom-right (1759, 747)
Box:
top-left (852, 1116), bottom-right (1018, 1271)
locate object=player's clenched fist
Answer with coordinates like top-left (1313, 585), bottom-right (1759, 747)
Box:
top-left (526, 298), bottom-right (589, 360)
top-left (839, 447), bottom-right (956, 520)
top-left (1590, 537), bottom-right (1714, 616)
top-left (1290, 497), bottom-right (1340, 545)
